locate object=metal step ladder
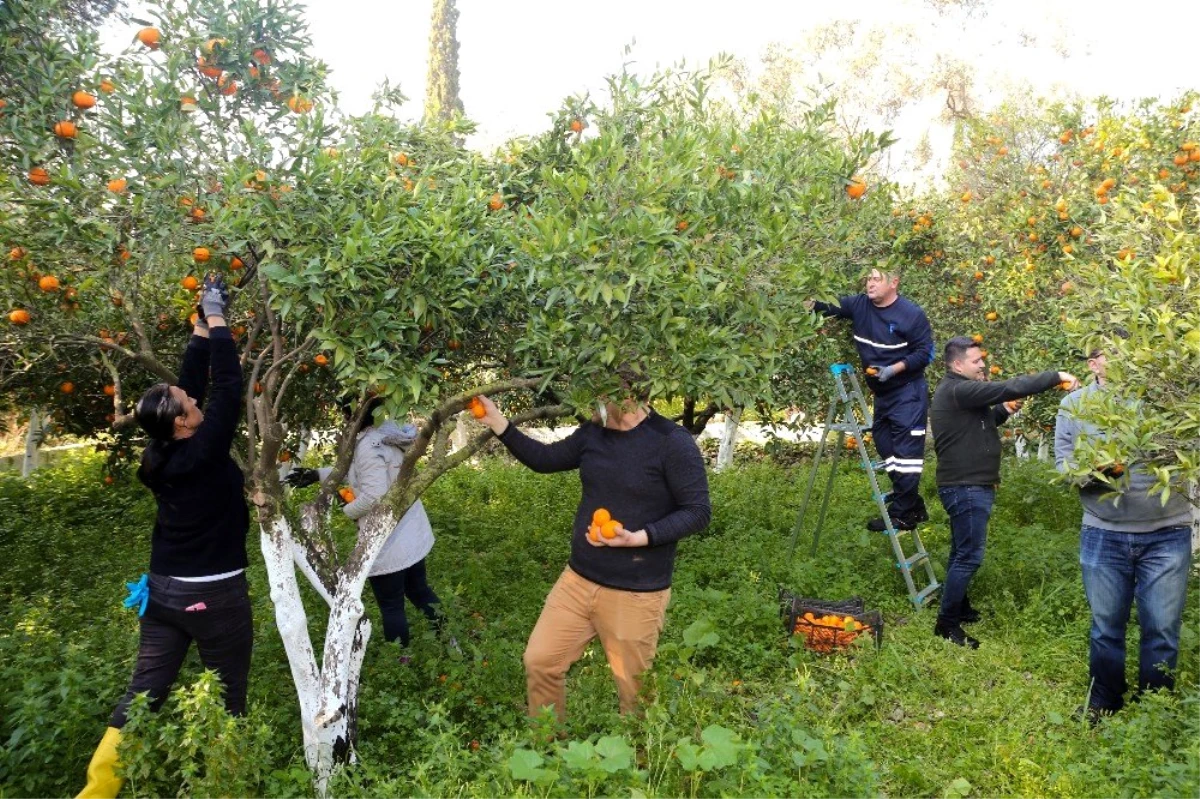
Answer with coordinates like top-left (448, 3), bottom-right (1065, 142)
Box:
top-left (787, 363), bottom-right (940, 609)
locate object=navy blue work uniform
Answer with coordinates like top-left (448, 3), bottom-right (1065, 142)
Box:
top-left (814, 293), bottom-right (935, 521)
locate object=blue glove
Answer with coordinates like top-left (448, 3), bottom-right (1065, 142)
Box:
top-left (123, 573), bottom-right (149, 617)
top-left (876, 364), bottom-right (901, 383)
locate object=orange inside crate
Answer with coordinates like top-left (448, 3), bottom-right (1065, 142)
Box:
top-left (792, 612), bottom-right (873, 653)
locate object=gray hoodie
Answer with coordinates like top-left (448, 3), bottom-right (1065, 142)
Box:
top-left (318, 420), bottom-right (434, 575)
top-left (1054, 383), bottom-right (1192, 533)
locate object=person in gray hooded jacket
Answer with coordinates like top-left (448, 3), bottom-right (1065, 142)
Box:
top-left (286, 400), bottom-right (442, 650)
top-left (1054, 347), bottom-right (1193, 721)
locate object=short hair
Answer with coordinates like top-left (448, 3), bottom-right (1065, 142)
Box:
top-left (943, 336), bottom-right (979, 366)
top-left (1086, 348), bottom-right (1104, 360)
top-left (135, 382), bottom-right (184, 442)
top-left (866, 265), bottom-right (900, 281)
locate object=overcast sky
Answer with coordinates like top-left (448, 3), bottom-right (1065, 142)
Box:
top-left (110, 1), bottom-right (1199, 180)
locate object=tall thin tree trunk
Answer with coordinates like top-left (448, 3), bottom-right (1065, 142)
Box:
top-left (716, 408), bottom-right (741, 471)
top-left (22, 406), bottom-right (43, 477)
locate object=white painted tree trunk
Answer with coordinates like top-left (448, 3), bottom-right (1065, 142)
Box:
top-left (1013, 435), bottom-right (1028, 460)
top-left (22, 407), bottom-right (43, 477)
top-left (450, 416), bottom-right (469, 455)
top-left (259, 503), bottom-right (400, 796)
top-left (715, 408), bottom-right (740, 472)
top-left (1036, 438), bottom-right (1050, 461)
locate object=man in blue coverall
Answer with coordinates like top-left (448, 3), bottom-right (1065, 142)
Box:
top-left (810, 267), bottom-right (936, 531)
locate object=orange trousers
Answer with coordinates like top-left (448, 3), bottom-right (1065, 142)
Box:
top-left (523, 567), bottom-right (671, 720)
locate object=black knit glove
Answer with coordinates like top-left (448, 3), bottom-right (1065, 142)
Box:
top-left (283, 467), bottom-right (319, 488)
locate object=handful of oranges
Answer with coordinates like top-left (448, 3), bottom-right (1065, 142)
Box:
top-left (587, 507), bottom-right (623, 542)
top-left (338, 487), bottom-right (356, 504)
top-left (793, 612), bottom-right (871, 653)
top-left (467, 397), bottom-right (486, 419)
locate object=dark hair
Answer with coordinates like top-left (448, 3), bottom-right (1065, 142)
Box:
top-left (943, 336), bottom-right (979, 366)
top-left (135, 382), bottom-right (185, 488)
top-left (135, 382), bottom-right (183, 441)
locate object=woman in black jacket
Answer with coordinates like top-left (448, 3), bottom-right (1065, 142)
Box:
top-left (78, 275), bottom-right (252, 799)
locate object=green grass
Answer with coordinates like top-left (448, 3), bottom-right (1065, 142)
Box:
top-left (1, 452), bottom-right (1196, 797)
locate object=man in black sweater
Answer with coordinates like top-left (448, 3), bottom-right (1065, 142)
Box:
top-left (929, 336), bottom-right (1077, 647)
top-left (475, 390), bottom-right (710, 723)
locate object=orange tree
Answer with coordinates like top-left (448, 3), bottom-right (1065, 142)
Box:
top-left (895, 93), bottom-right (1199, 464)
top-left (3, 1), bottom-right (905, 787)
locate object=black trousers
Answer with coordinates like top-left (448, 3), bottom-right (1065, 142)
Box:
top-left (368, 558), bottom-right (441, 646)
top-left (110, 572), bottom-right (253, 728)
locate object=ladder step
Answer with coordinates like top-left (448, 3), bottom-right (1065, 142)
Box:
top-left (896, 552), bottom-right (929, 571)
top-left (913, 582), bottom-right (941, 606)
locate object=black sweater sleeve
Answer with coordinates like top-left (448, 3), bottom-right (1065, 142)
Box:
top-left (813, 295), bottom-right (855, 319)
top-left (992, 404), bottom-right (1011, 426)
top-left (498, 423), bottom-right (587, 473)
top-left (644, 429), bottom-right (711, 546)
top-left (187, 327), bottom-right (243, 462)
top-left (176, 334), bottom-right (212, 408)
top-left (949, 370), bottom-right (1061, 409)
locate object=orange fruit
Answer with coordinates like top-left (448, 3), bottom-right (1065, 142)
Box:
top-left (193, 246), bottom-right (210, 262)
top-left (1116, 248), bottom-right (1135, 261)
top-left (60, 381), bottom-right (74, 394)
top-left (189, 206), bottom-right (206, 221)
top-left (99, 79), bottom-right (116, 93)
top-left (676, 219), bottom-right (688, 231)
top-left (181, 275), bottom-right (199, 291)
top-left (230, 256), bottom-right (245, 270)
top-left (217, 74), bottom-right (237, 95)
top-left (53, 120), bottom-right (77, 138)
top-left (600, 520), bottom-right (620, 539)
top-left (593, 508), bottom-right (611, 525)
top-left (984, 255), bottom-right (995, 265)
top-left (985, 311), bottom-right (999, 322)
top-left (588, 526), bottom-right (600, 543)
top-left (845, 436), bottom-right (857, 449)
top-left (569, 118), bottom-right (584, 133)
top-left (488, 192), bottom-right (504, 211)
top-left (448, 338), bottom-right (462, 351)
top-left (1173, 153), bottom-right (1189, 166)
top-left (252, 48), bottom-right (272, 65)
top-left (196, 57), bottom-right (222, 78)
top-left (960, 191), bottom-right (971, 202)
top-left (106, 177), bottom-right (127, 193)
top-left (38, 275), bottom-right (60, 292)
top-left (395, 152), bottom-right (410, 166)
top-left (72, 91), bottom-right (96, 109)
top-left (103, 384), bottom-right (116, 396)
top-left (253, 381), bottom-right (263, 395)
top-left (990, 365), bottom-right (1001, 375)
top-left (1060, 281), bottom-right (1074, 295)
top-left (8, 309), bottom-right (31, 325)
top-left (136, 27), bottom-right (161, 49)
top-left (468, 397), bottom-right (486, 418)
top-left (1111, 463), bottom-right (1125, 476)
top-left (314, 354), bottom-right (329, 366)
top-left (974, 270), bottom-right (984, 280)
top-left (287, 95), bottom-right (314, 114)
top-left (1070, 226), bottom-right (1083, 238)
top-left (971, 334), bottom-right (983, 344)
top-left (865, 366), bottom-right (878, 376)
top-left (9, 246), bottom-right (26, 260)
top-left (846, 177), bottom-right (866, 199)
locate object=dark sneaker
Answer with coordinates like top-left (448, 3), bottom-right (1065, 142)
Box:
top-left (960, 607), bottom-right (982, 624)
top-left (934, 621), bottom-right (980, 649)
top-left (866, 514), bottom-right (918, 532)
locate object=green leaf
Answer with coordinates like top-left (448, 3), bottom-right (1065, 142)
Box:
top-left (507, 749), bottom-right (551, 783)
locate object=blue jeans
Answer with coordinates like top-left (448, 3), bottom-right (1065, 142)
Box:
top-left (937, 485), bottom-right (995, 625)
top-left (1080, 525), bottom-right (1192, 711)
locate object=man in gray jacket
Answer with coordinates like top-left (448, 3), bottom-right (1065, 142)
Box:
top-left (1055, 347), bottom-right (1193, 721)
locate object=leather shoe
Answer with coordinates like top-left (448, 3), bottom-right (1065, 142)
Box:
top-left (934, 620), bottom-right (979, 648)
